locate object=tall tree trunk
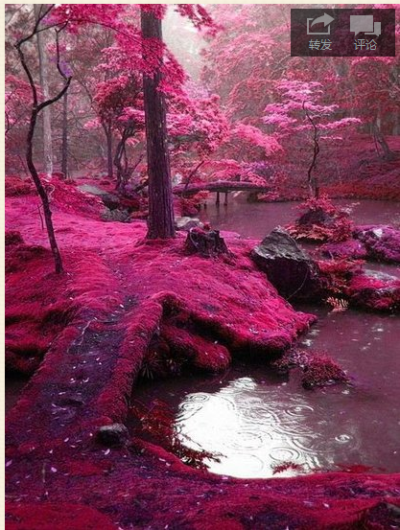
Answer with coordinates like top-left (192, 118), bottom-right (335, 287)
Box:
top-left (303, 101), bottom-right (320, 199)
top-left (114, 135), bottom-right (126, 190)
top-left (103, 122), bottom-right (113, 179)
top-left (141, 9), bottom-right (175, 239)
top-left (106, 127), bottom-right (114, 179)
top-left (34, 4), bottom-right (53, 178)
top-left (61, 90), bottom-right (68, 178)
top-left (373, 117), bottom-right (395, 160)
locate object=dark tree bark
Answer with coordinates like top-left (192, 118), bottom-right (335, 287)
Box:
top-left (184, 227), bottom-right (230, 257)
top-left (114, 125), bottom-right (135, 190)
top-left (15, 6), bottom-right (71, 273)
top-left (373, 118), bottom-right (395, 161)
top-left (141, 9), bottom-right (175, 239)
top-left (26, 105), bottom-right (64, 273)
top-left (102, 121), bottom-right (114, 179)
top-left (61, 90), bottom-right (68, 178)
top-left (303, 101), bottom-right (320, 199)
top-left (183, 160), bottom-right (205, 195)
top-left (34, 4), bottom-right (53, 178)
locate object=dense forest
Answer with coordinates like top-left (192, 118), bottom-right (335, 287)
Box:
top-left (5, 4), bottom-right (400, 530)
top-left (6, 4), bottom-right (400, 199)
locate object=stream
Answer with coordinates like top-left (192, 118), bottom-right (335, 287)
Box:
top-left (133, 198), bottom-right (400, 478)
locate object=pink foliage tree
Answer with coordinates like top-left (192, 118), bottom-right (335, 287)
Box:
top-left (94, 72), bottom-right (144, 190)
top-left (12, 3), bottom-right (217, 243)
top-left (167, 84), bottom-right (229, 187)
top-left (264, 80), bottom-right (360, 198)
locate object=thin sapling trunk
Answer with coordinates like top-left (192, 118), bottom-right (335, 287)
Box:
top-left (15, 7), bottom-right (71, 273)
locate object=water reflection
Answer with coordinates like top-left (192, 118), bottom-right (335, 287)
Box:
top-left (199, 198), bottom-right (400, 240)
top-left (174, 374), bottom-right (361, 478)
top-left (131, 197), bottom-right (400, 478)
top-left (138, 309), bottom-right (400, 479)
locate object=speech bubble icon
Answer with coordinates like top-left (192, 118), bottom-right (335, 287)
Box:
top-left (350, 15), bottom-right (374, 37)
top-left (372, 21), bottom-right (381, 37)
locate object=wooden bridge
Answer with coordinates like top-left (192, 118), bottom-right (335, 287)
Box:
top-left (173, 180), bottom-right (270, 205)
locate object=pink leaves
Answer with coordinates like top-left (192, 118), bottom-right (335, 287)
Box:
top-left (167, 83), bottom-right (228, 159)
top-left (94, 74), bottom-right (143, 136)
top-left (175, 5), bottom-right (217, 34)
top-left (50, 4), bottom-right (128, 29)
top-left (140, 4), bottom-right (167, 20)
top-left (232, 123), bottom-right (282, 156)
top-left (264, 79), bottom-right (360, 140)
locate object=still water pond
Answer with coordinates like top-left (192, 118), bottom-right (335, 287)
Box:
top-left (134, 308), bottom-right (400, 478)
top-left (199, 198), bottom-right (400, 239)
top-left (134, 199), bottom-right (400, 478)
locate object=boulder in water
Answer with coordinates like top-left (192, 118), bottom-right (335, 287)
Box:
top-left (251, 227), bottom-right (324, 301)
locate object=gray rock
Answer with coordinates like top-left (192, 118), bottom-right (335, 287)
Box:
top-left (101, 209), bottom-right (131, 223)
top-left (251, 227), bottom-right (324, 300)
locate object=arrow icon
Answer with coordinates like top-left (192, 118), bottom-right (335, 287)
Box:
top-left (307, 13), bottom-right (335, 35)
top-left (311, 13), bottom-right (334, 28)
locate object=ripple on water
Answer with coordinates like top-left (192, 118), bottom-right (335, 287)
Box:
top-left (176, 393), bottom-right (237, 422)
top-left (335, 433), bottom-right (353, 444)
top-left (290, 433), bottom-right (325, 454)
top-left (242, 403), bottom-right (280, 426)
top-left (230, 377), bottom-right (257, 390)
top-left (226, 430), bottom-right (272, 451)
top-left (184, 392), bottom-right (210, 404)
top-left (284, 404), bottom-right (315, 418)
top-left (176, 396), bottom-right (208, 422)
top-left (216, 453), bottom-right (266, 477)
top-left (268, 446), bottom-right (303, 464)
top-left (232, 394), bottom-right (264, 408)
top-left (326, 432), bottom-right (361, 456)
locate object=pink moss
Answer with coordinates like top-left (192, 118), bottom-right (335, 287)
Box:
top-left (321, 239), bottom-right (368, 260)
top-left (5, 243), bottom-right (72, 374)
top-left (93, 299), bottom-right (164, 423)
top-left (161, 322), bottom-right (231, 372)
top-left (131, 399), bottom-right (219, 469)
top-left (301, 354), bottom-right (350, 389)
top-left (60, 459), bottom-right (111, 477)
top-left (347, 272), bottom-right (400, 311)
top-left (5, 175), bottom-right (35, 197)
top-left (316, 257), bottom-right (364, 297)
top-left (5, 502), bottom-right (116, 530)
top-left (272, 461), bottom-right (304, 475)
top-left (5, 189), bottom-right (400, 530)
top-left (273, 348), bottom-right (350, 389)
top-left (5, 230), bottom-right (24, 246)
top-left (50, 179), bottom-right (103, 219)
top-left (287, 196), bottom-right (354, 243)
top-left (355, 225), bottom-right (400, 264)
top-left (315, 255), bottom-right (399, 312)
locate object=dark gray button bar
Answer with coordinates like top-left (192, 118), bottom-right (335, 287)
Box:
top-left (291, 9), bottom-right (395, 57)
